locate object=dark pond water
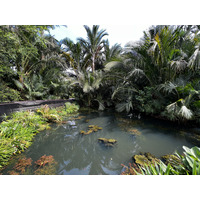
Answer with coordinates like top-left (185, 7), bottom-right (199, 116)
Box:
top-left (2, 110), bottom-right (200, 175)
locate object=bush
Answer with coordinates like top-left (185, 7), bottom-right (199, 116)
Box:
top-left (0, 84), bottom-right (22, 102)
top-left (64, 102), bottom-right (79, 114)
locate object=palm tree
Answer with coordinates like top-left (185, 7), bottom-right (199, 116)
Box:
top-left (61, 37), bottom-right (90, 72)
top-left (104, 39), bottom-right (122, 62)
top-left (77, 25), bottom-right (108, 72)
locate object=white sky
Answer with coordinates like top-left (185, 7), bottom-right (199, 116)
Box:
top-left (49, 25), bottom-right (151, 47)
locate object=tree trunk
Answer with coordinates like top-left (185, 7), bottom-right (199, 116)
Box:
top-left (92, 55), bottom-right (95, 72)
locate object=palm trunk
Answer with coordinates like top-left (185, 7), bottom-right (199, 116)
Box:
top-left (92, 55), bottom-right (95, 73)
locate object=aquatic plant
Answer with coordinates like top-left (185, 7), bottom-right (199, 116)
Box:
top-left (8, 170), bottom-right (20, 175)
top-left (121, 163), bottom-right (142, 175)
top-left (34, 164), bottom-right (57, 175)
top-left (35, 155), bottom-right (55, 167)
top-left (122, 156), bottom-right (178, 175)
top-left (34, 155), bottom-right (57, 175)
top-left (122, 146), bottom-right (200, 175)
top-left (133, 155), bottom-right (151, 166)
top-left (64, 102), bottom-right (79, 114)
top-left (36, 105), bottom-right (62, 123)
top-left (128, 129), bottom-right (141, 135)
top-left (13, 157), bottom-right (32, 173)
top-left (0, 103), bottom-right (79, 170)
top-left (80, 125), bottom-right (103, 135)
top-left (98, 138), bottom-right (117, 147)
top-left (161, 154), bottom-right (182, 167)
top-left (80, 130), bottom-right (86, 134)
top-left (117, 117), bottom-right (143, 134)
top-left (70, 116), bottom-right (85, 120)
top-left (36, 104), bottom-right (79, 123)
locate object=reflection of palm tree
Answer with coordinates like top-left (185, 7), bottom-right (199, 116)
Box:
top-left (56, 133), bottom-right (109, 175)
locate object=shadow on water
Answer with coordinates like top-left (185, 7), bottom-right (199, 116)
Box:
top-left (2, 110), bottom-right (200, 175)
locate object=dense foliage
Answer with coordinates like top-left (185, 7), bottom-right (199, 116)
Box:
top-left (1, 25), bottom-right (200, 123)
top-left (1, 25), bottom-right (200, 175)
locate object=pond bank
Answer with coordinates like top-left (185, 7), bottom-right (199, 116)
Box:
top-left (0, 99), bottom-right (75, 120)
top-left (0, 102), bottom-right (79, 170)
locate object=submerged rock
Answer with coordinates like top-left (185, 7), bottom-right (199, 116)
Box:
top-left (128, 128), bottom-right (141, 135)
top-left (71, 116), bottom-right (85, 120)
top-left (80, 130), bottom-right (87, 135)
top-left (98, 138), bottom-right (117, 147)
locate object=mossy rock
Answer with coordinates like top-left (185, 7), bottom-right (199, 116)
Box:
top-left (144, 152), bottom-right (160, 164)
top-left (133, 152), bottom-right (160, 167)
top-left (133, 155), bottom-right (150, 166)
top-left (161, 154), bottom-right (182, 167)
top-left (98, 138), bottom-right (117, 147)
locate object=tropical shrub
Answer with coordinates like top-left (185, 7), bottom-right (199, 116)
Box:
top-left (122, 146), bottom-right (200, 175)
top-left (0, 83), bottom-right (22, 102)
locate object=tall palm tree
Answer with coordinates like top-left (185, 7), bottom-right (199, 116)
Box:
top-left (77, 25), bottom-right (108, 72)
top-left (61, 37), bottom-right (90, 72)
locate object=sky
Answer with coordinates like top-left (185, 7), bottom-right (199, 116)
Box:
top-left (49, 25), bottom-right (151, 47)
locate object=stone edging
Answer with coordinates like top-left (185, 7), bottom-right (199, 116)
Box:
top-left (0, 99), bottom-right (75, 118)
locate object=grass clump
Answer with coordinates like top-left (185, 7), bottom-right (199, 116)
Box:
top-left (0, 102), bottom-right (79, 170)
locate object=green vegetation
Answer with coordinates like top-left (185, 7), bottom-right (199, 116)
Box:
top-left (6, 155), bottom-right (58, 175)
top-left (0, 103), bottom-right (79, 169)
top-left (2, 25), bottom-right (200, 124)
top-left (98, 138), bottom-right (117, 147)
top-left (1, 25), bottom-right (200, 175)
top-left (122, 146), bottom-right (200, 175)
top-left (80, 124), bottom-right (102, 135)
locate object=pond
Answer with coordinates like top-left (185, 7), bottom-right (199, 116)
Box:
top-left (2, 110), bottom-right (200, 175)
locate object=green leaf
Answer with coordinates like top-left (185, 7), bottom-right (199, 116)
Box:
top-left (192, 160), bottom-right (197, 175)
top-left (191, 146), bottom-right (200, 160)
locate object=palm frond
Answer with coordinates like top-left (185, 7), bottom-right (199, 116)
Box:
top-left (178, 105), bottom-right (193, 119)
